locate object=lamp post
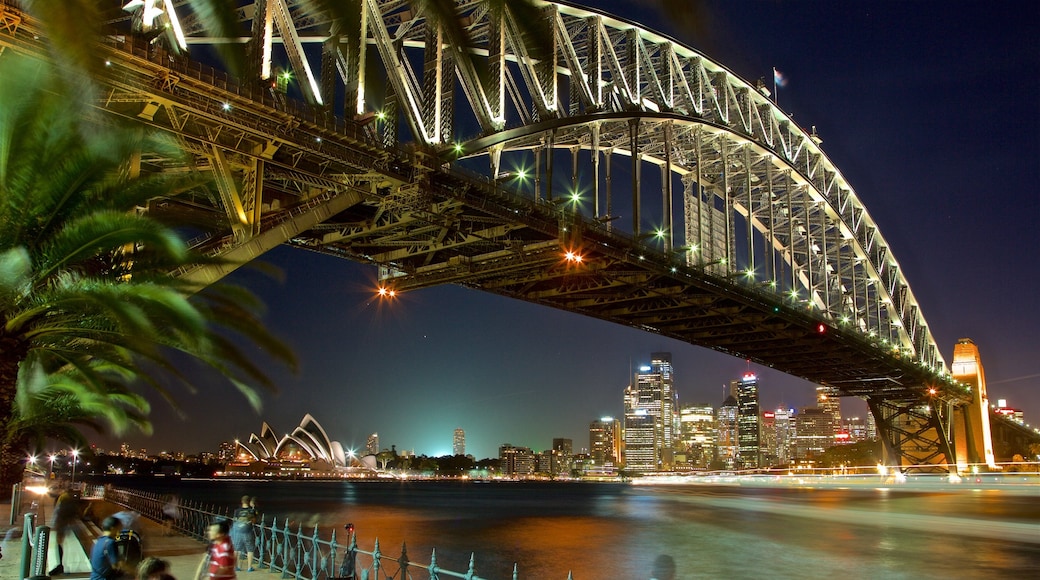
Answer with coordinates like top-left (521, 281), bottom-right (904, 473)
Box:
top-left (70, 449), bottom-right (79, 488)
top-left (48, 454), bottom-right (56, 481)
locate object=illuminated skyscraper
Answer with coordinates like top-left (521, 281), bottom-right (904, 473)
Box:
top-left (366, 433), bottom-right (379, 456)
top-left (453, 427), bottom-right (466, 456)
top-left (552, 438), bottom-right (573, 475)
top-left (589, 417), bottom-right (621, 465)
top-left (678, 404), bottom-right (716, 468)
top-left (793, 407), bottom-right (834, 459)
top-left (736, 373), bottom-right (761, 469)
top-left (499, 444), bottom-right (535, 476)
top-left (624, 410), bottom-right (657, 473)
top-left (629, 352), bottom-right (676, 470)
top-left (816, 386), bottom-right (842, 434)
top-left (716, 396), bottom-right (739, 469)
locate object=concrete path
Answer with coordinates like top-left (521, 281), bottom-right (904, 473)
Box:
top-left (1, 498), bottom-right (279, 580)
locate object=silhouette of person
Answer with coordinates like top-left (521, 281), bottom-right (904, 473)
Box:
top-left (650, 554), bottom-right (676, 580)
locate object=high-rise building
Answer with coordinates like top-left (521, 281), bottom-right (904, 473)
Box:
top-left (366, 433), bottom-right (379, 456)
top-left (736, 373), bottom-right (761, 469)
top-left (552, 438), bottom-right (573, 475)
top-left (589, 417), bottom-right (621, 465)
top-left (626, 352), bottom-right (676, 471)
top-left (772, 407), bottom-right (795, 466)
top-left (793, 407), bottom-right (835, 459)
top-left (816, 386), bottom-right (842, 434)
top-left (716, 396), bottom-right (739, 469)
top-left (453, 427), bottom-right (466, 456)
top-left (623, 410), bottom-right (657, 473)
top-left (677, 404), bottom-right (716, 468)
top-left (499, 444), bottom-right (535, 476)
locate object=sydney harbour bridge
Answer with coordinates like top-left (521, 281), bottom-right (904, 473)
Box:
top-left (0, 0), bottom-right (1035, 472)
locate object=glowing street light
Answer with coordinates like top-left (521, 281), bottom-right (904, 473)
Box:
top-left (377, 286), bottom-right (397, 299)
top-left (564, 251), bottom-right (583, 264)
top-left (48, 454), bottom-right (56, 480)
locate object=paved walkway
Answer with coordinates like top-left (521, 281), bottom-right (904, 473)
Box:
top-left (1, 498), bottom-right (276, 580)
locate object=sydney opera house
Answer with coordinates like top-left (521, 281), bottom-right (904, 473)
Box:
top-left (224, 414), bottom-right (350, 477)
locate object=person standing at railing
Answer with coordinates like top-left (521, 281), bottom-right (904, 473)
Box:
top-left (230, 496), bottom-right (257, 572)
top-left (161, 495), bottom-right (181, 537)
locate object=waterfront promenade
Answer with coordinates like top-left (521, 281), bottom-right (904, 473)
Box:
top-left (0, 498), bottom-right (256, 580)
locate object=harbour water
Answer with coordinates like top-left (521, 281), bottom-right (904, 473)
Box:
top-left (108, 478), bottom-right (1040, 579)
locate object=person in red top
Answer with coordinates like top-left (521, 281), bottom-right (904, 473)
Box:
top-left (195, 519), bottom-right (236, 580)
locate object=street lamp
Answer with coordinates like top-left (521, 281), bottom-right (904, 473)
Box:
top-left (70, 449), bottom-right (79, 488)
top-left (48, 454), bottom-right (56, 481)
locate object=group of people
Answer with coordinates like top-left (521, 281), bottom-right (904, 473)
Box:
top-left (87, 494), bottom-right (260, 580)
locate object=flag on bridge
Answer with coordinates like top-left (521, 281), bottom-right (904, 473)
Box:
top-left (773, 67), bottom-right (787, 89)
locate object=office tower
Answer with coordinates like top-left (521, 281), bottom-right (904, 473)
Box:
top-left (453, 427), bottom-right (466, 456)
top-left (552, 438), bottom-right (573, 475)
top-left (366, 433), bottom-right (379, 456)
top-left (816, 386), bottom-right (842, 434)
top-left (772, 407), bottom-right (795, 466)
top-left (589, 417), bottom-right (621, 465)
top-left (793, 407), bottom-right (835, 459)
top-left (623, 410), bottom-right (657, 473)
top-left (678, 404), bottom-right (716, 468)
top-left (629, 352), bottom-right (675, 470)
top-left (499, 444), bottom-right (535, 476)
top-left (761, 411), bottom-right (777, 466)
top-left (717, 396), bottom-right (739, 469)
top-left (736, 373), bottom-right (761, 469)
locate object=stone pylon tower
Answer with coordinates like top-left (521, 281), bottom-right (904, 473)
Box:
top-left (951, 338), bottom-right (996, 470)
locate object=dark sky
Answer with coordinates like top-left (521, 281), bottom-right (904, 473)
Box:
top-left (102, 1), bottom-right (1040, 459)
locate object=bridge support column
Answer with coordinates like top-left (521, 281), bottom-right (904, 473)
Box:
top-left (867, 396), bottom-right (957, 474)
top-left (950, 338), bottom-right (996, 469)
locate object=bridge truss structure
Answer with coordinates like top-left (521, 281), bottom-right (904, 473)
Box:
top-left (3, 0), bottom-right (1030, 471)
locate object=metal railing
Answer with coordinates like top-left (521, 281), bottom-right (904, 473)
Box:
top-left (102, 487), bottom-right (561, 580)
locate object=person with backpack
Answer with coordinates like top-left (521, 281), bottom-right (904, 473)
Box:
top-left (230, 495), bottom-right (257, 572)
top-left (90, 516), bottom-right (128, 580)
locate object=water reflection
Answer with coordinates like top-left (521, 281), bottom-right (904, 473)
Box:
top-left (144, 480), bottom-right (1039, 579)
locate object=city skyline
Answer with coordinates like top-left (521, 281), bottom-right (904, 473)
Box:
top-left (96, 1), bottom-right (1038, 460)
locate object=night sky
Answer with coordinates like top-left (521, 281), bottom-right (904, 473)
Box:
top-left (101, 1), bottom-right (1039, 459)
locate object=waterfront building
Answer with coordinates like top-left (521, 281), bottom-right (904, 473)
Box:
top-left (793, 407), bottom-right (835, 459)
top-left (453, 427), bottom-right (466, 456)
top-left (771, 407), bottom-right (795, 466)
top-left (552, 438), bottom-right (573, 475)
top-left (627, 352), bottom-right (676, 471)
top-left (589, 417), bottom-right (621, 466)
top-left (716, 396), bottom-right (739, 469)
top-left (843, 416), bottom-right (871, 442)
top-left (499, 444), bottom-right (535, 476)
top-left (366, 433), bottom-right (379, 456)
top-left (677, 404), bottom-right (716, 469)
top-left (229, 414), bottom-right (347, 477)
top-left (736, 373), bottom-right (761, 469)
top-left (816, 386), bottom-right (842, 434)
top-left (623, 410), bottom-right (657, 473)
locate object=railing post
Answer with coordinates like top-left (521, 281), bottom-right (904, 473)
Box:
top-left (465, 553), bottom-right (476, 580)
top-left (512, 562), bottom-right (519, 580)
top-left (428, 549), bottom-right (439, 580)
top-left (9, 483), bottom-right (20, 524)
top-left (257, 515), bottom-right (268, 570)
top-left (397, 542), bottom-right (408, 579)
top-left (30, 524), bottom-right (51, 579)
top-left (20, 512), bottom-right (35, 580)
top-left (371, 538), bottom-right (381, 579)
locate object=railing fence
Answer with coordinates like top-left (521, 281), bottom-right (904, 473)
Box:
top-left (101, 486), bottom-right (559, 580)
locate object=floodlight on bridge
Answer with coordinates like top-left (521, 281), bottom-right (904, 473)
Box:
top-left (377, 286), bottom-right (397, 299)
top-left (563, 250), bottom-right (584, 264)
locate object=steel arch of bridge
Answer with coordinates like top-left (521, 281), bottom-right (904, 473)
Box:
top-left (169, 0), bottom-right (948, 374)
top-left (1, 0), bottom-right (995, 470)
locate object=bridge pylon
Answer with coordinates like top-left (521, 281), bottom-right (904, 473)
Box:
top-left (949, 338), bottom-right (997, 471)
